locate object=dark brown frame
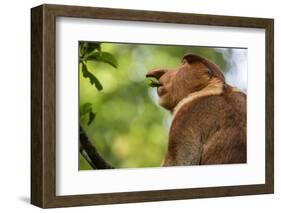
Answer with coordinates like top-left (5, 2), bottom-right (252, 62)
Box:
top-left (31, 4), bottom-right (274, 208)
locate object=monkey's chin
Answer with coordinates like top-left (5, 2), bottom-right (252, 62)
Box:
top-left (159, 96), bottom-right (175, 111)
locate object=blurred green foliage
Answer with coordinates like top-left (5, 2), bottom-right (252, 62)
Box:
top-left (79, 42), bottom-right (227, 170)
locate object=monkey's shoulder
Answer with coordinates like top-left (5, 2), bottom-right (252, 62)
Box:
top-left (223, 89), bottom-right (246, 115)
top-left (171, 91), bottom-right (246, 129)
top-left (173, 94), bottom-right (225, 119)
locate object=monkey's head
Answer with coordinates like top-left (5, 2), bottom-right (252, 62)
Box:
top-left (146, 54), bottom-right (225, 111)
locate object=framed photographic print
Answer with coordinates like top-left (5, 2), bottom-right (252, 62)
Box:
top-left (31, 4), bottom-right (274, 208)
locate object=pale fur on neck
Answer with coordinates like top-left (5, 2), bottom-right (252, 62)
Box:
top-left (172, 78), bottom-right (224, 120)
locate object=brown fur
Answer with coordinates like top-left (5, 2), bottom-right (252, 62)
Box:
top-left (146, 54), bottom-right (246, 166)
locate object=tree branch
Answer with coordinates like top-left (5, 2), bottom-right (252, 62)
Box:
top-left (79, 125), bottom-right (114, 169)
top-left (79, 145), bottom-right (97, 169)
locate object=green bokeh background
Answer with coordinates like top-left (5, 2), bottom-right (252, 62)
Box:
top-left (79, 43), bottom-right (229, 170)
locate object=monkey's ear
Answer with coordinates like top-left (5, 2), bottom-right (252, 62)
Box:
top-left (183, 54), bottom-right (225, 82)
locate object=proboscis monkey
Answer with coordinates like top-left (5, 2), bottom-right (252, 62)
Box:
top-left (146, 54), bottom-right (246, 166)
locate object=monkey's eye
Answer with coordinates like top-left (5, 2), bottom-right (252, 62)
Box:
top-left (206, 68), bottom-right (212, 76)
top-left (182, 59), bottom-right (188, 65)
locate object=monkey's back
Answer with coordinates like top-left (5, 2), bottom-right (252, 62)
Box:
top-left (201, 91), bottom-right (246, 164)
top-left (167, 90), bottom-right (246, 166)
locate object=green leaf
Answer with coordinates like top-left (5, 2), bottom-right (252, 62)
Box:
top-left (88, 111), bottom-right (96, 125)
top-left (146, 78), bottom-right (161, 88)
top-left (86, 51), bottom-right (118, 68)
top-left (86, 42), bottom-right (101, 53)
top-left (80, 102), bottom-right (92, 117)
top-left (79, 41), bottom-right (101, 57)
top-left (80, 103), bottom-right (96, 126)
top-left (81, 63), bottom-right (103, 91)
top-left (79, 41), bottom-right (87, 57)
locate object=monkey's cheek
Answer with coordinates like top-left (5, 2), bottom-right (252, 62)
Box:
top-left (159, 96), bottom-right (172, 110)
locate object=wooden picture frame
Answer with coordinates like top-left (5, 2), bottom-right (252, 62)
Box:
top-left (31, 4), bottom-right (274, 208)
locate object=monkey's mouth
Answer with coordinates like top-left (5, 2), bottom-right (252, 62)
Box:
top-left (157, 85), bottom-right (167, 96)
top-left (145, 76), bottom-right (166, 96)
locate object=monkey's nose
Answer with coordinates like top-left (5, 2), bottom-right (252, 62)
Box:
top-left (146, 69), bottom-right (166, 80)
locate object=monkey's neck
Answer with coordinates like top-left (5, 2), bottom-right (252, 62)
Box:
top-left (172, 78), bottom-right (224, 119)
